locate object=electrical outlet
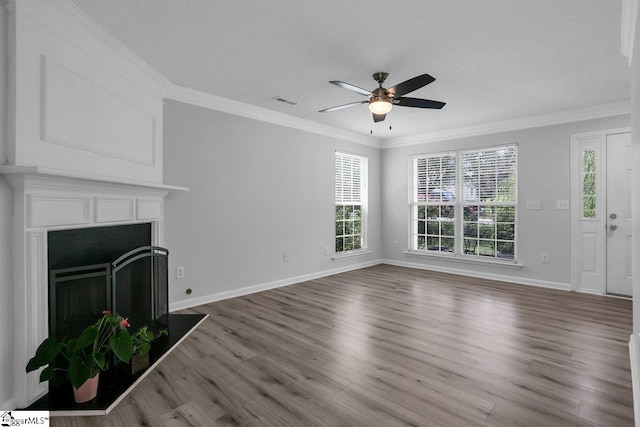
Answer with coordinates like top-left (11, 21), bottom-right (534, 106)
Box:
top-left (556, 200), bottom-right (569, 210)
top-left (540, 253), bottom-right (549, 264)
top-left (526, 200), bottom-right (541, 210)
top-left (176, 266), bottom-right (185, 279)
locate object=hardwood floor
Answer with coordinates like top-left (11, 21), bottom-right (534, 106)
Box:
top-left (51, 264), bottom-right (633, 426)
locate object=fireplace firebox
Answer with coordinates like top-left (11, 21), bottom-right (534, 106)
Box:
top-left (47, 224), bottom-right (168, 342)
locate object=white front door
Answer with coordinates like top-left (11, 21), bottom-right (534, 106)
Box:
top-left (570, 129), bottom-right (632, 295)
top-left (606, 132), bottom-right (632, 296)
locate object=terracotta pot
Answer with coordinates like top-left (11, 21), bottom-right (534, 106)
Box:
top-left (72, 372), bottom-right (99, 403)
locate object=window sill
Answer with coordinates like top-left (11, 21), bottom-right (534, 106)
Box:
top-left (403, 250), bottom-right (523, 269)
top-left (332, 249), bottom-right (372, 261)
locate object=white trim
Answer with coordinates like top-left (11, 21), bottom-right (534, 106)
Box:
top-left (383, 101), bottom-right (631, 149)
top-left (169, 259), bottom-right (381, 312)
top-left (332, 250), bottom-right (372, 261)
top-left (403, 250), bottom-right (523, 269)
top-left (382, 259), bottom-right (571, 291)
top-left (622, 0), bottom-right (638, 66)
top-left (630, 334), bottom-right (640, 427)
top-left (164, 84), bottom-right (382, 148)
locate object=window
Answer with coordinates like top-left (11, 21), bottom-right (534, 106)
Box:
top-left (581, 149), bottom-right (597, 219)
top-left (409, 153), bottom-right (457, 253)
top-left (335, 152), bottom-right (368, 254)
top-left (409, 145), bottom-right (518, 261)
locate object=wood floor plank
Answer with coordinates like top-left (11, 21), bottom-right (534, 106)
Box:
top-left (51, 264), bottom-right (633, 426)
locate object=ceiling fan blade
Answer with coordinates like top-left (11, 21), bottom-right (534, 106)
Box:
top-left (372, 113), bottom-right (386, 123)
top-left (386, 74), bottom-right (435, 97)
top-left (319, 100), bottom-right (368, 113)
top-left (330, 81), bottom-right (373, 97)
top-left (396, 97), bottom-right (446, 109)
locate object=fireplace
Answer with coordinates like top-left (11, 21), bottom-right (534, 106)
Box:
top-left (47, 224), bottom-right (169, 341)
top-left (0, 168), bottom-right (190, 407)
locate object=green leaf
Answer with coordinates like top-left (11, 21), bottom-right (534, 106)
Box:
top-left (68, 355), bottom-right (93, 389)
top-left (39, 366), bottom-right (54, 382)
top-left (73, 326), bottom-right (99, 353)
top-left (65, 338), bottom-right (76, 356)
top-left (136, 341), bottom-right (151, 356)
top-left (93, 352), bottom-right (106, 370)
top-left (26, 337), bottom-right (61, 372)
top-left (110, 329), bottom-right (133, 362)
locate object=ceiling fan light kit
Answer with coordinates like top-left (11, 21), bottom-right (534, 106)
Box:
top-left (368, 99), bottom-right (393, 115)
top-left (320, 72), bottom-right (445, 123)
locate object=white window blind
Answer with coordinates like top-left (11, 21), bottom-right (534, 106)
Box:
top-left (410, 153), bottom-right (457, 203)
top-left (462, 147), bottom-right (517, 203)
top-left (335, 152), bottom-right (367, 204)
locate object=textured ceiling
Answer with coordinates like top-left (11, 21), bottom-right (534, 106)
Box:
top-left (70, 0), bottom-right (631, 140)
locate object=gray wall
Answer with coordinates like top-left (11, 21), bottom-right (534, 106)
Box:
top-left (0, 2), bottom-right (14, 407)
top-left (382, 115), bottom-right (630, 287)
top-left (163, 100), bottom-right (381, 308)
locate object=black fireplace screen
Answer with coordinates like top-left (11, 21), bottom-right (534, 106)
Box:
top-left (49, 246), bottom-right (169, 340)
top-left (112, 246), bottom-right (169, 334)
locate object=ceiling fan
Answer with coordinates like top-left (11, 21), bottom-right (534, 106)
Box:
top-left (319, 72), bottom-right (446, 123)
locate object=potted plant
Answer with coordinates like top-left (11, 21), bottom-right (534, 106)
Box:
top-left (26, 310), bottom-right (145, 403)
top-left (126, 326), bottom-right (167, 375)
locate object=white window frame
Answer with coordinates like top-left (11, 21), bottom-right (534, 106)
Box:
top-left (335, 151), bottom-right (368, 256)
top-left (408, 152), bottom-right (457, 254)
top-left (408, 145), bottom-right (519, 264)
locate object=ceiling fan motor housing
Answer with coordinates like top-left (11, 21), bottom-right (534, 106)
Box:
top-left (372, 87), bottom-right (388, 101)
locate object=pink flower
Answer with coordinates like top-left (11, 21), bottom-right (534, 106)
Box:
top-left (102, 310), bottom-right (111, 314)
top-left (120, 318), bottom-right (130, 328)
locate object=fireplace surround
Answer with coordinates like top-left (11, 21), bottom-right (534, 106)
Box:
top-left (0, 166), bottom-right (187, 407)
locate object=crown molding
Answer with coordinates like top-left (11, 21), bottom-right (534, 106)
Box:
top-left (164, 84), bottom-right (382, 148)
top-left (381, 100), bottom-right (632, 149)
top-left (622, 0), bottom-right (638, 66)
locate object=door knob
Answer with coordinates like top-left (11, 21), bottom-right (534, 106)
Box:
top-left (609, 224), bottom-right (618, 231)
top-left (609, 213), bottom-right (617, 219)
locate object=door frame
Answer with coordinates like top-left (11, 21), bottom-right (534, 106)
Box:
top-left (570, 127), bottom-right (631, 294)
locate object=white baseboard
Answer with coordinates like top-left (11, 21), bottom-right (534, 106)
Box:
top-left (169, 259), bottom-right (382, 312)
top-left (1, 397), bottom-right (15, 410)
top-left (630, 334), bottom-right (640, 427)
top-left (380, 258), bottom-right (572, 291)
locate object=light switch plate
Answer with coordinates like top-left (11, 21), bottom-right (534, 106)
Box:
top-left (556, 200), bottom-right (569, 210)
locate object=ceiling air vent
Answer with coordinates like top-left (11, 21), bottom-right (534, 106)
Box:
top-left (272, 96), bottom-right (298, 106)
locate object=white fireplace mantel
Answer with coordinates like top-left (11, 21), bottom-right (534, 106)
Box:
top-left (1, 165), bottom-right (187, 407)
